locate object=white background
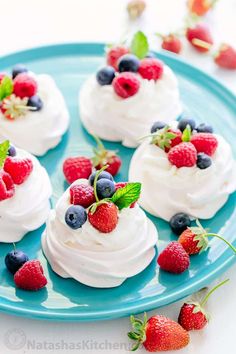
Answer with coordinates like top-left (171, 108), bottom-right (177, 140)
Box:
top-left (0, 0), bottom-right (236, 353)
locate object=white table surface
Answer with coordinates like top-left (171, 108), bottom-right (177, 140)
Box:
top-left (1, 0), bottom-right (236, 353)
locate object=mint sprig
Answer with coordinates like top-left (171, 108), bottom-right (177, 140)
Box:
top-left (130, 31), bottom-right (149, 59)
top-left (0, 76), bottom-right (13, 101)
top-left (111, 182), bottom-right (141, 210)
top-left (0, 140), bottom-right (10, 168)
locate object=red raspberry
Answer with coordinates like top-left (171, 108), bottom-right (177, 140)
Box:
top-left (13, 73), bottom-right (37, 98)
top-left (112, 72), bottom-right (140, 98)
top-left (161, 34), bottom-right (182, 54)
top-left (63, 157), bottom-right (93, 184)
top-left (70, 184), bottom-right (95, 208)
top-left (107, 46), bottom-right (130, 71)
top-left (186, 24), bottom-right (213, 53)
top-left (214, 44), bottom-right (236, 70)
top-left (14, 260), bottom-right (47, 291)
top-left (190, 133), bottom-right (218, 156)
top-left (168, 142), bottom-right (197, 168)
top-left (88, 202), bottom-right (118, 233)
top-left (157, 241), bottom-right (190, 274)
top-left (115, 182), bottom-right (136, 208)
top-left (138, 58), bottom-right (164, 80)
top-left (0, 170), bottom-right (15, 201)
top-left (4, 156), bottom-right (33, 185)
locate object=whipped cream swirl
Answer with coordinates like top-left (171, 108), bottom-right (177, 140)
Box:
top-left (0, 148), bottom-right (52, 242)
top-left (42, 179), bottom-right (158, 288)
top-left (79, 66), bottom-right (182, 148)
top-left (0, 74), bottom-right (69, 156)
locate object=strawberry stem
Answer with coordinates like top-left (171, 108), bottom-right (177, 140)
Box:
top-left (92, 134), bottom-right (106, 151)
top-left (200, 279), bottom-right (229, 307)
top-left (205, 233), bottom-right (236, 254)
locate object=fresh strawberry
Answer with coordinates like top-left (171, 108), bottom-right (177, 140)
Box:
top-left (92, 136), bottom-right (122, 176)
top-left (88, 202), bottom-right (118, 233)
top-left (112, 72), bottom-right (140, 98)
top-left (14, 260), bottom-right (47, 291)
top-left (191, 133), bottom-right (218, 156)
top-left (0, 170), bottom-right (15, 201)
top-left (138, 58), bottom-right (164, 80)
top-left (128, 313), bottom-right (190, 351)
top-left (178, 279), bottom-right (229, 331)
top-left (168, 142), bottom-right (197, 168)
top-left (187, 0), bottom-right (216, 16)
top-left (4, 156), bottom-right (33, 185)
top-left (161, 34), bottom-right (182, 54)
top-left (63, 157), bottom-right (93, 184)
top-left (115, 182), bottom-right (136, 208)
top-left (157, 241), bottom-right (190, 274)
top-left (186, 24), bottom-right (213, 52)
top-left (178, 227), bottom-right (208, 255)
top-left (214, 44), bottom-right (236, 70)
top-left (150, 126), bottom-right (182, 152)
top-left (13, 73), bottom-right (37, 98)
top-left (70, 184), bottom-right (95, 208)
top-left (106, 46), bottom-right (129, 71)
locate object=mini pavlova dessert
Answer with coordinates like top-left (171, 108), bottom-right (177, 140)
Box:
top-left (0, 140), bottom-right (52, 242)
top-left (42, 168), bottom-right (157, 288)
top-left (0, 64), bottom-right (69, 156)
top-left (79, 32), bottom-right (182, 148)
top-left (129, 117), bottom-right (236, 221)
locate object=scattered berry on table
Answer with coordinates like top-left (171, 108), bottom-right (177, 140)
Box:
top-left (96, 66), bottom-right (116, 85)
top-left (27, 95), bottom-right (43, 111)
top-left (168, 142), bottom-right (197, 168)
top-left (178, 228), bottom-right (206, 255)
top-left (8, 145), bottom-right (17, 157)
top-left (214, 44), bottom-right (236, 70)
top-left (89, 171), bottom-right (113, 186)
top-left (150, 121), bottom-right (167, 133)
top-left (178, 117), bottom-right (196, 132)
top-left (170, 212), bottom-right (191, 235)
top-left (191, 133), bottom-right (218, 156)
top-left (138, 58), bottom-right (164, 80)
top-left (63, 157), bottom-right (93, 184)
top-left (161, 34), bottom-right (182, 54)
top-left (70, 184), bottom-right (95, 208)
top-left (157, 241), bottom-right (190, 274)
top-left (197, 152), bottom-right (212, 169)
top-left (14, 260), bottom-right (47, 291)
top-left (112, 72), bottom-right (140, 98)
top-left (186, 24), bottom-right (213, 52)
top-left (187, 0), bottom-right (216, 16)
top-left (65, 205), bottom-right (87, 229)
top-left (196, 122), bottom-right (213, 133)
top-left (12, 64), bottom-right (28, 79)
top-left (106, 45), bottom-right (130, 71)
top-left (118, 54), bottom-right (140, 73)
top-left (4, 156), bottom-right (33, 185)
top-left (88, 202), bottom-right (118, 233)
top-left (13, 73), bottom-right (38, 98)
top-left (96, 178), bottom-right (116, 199)
top-left (5, 249), bottom-right (29, 274)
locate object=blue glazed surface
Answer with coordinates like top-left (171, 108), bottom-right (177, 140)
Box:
top-left (0, 43), bottom-right (236, 322)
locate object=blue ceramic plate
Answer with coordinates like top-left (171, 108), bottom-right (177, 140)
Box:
top-left (0, 43), bottom-right (236, 322)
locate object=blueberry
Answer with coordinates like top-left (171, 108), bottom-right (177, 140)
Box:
top-left (96, 178), bottom-right (116, 199)
top-left (196, 123), bottom-right (213, 133)
top-left (118, 54), bottom-right (140, 73)
top-left (89, 171), bottom-right (113, 186)
top-left (170, 212), bottom-right (191, 235)
top-left (197, 153), bottom-right (212, 169)
top-left (177, 118), bottom-right (196, 132)
top-left (96, 66), bottom-right (115, 85)
top-left (5, 250), bottom-right (29, 274)
top-left (151, 121), bottom-right (167, 133)
top-left (27, 95), bottom-right (43, 111)
top-left (12, 64), bottom-right (28, 79)
top-left (65, 205), bottom-right (87, 229)
top-left (146, 51), bottom-right (156, 58)
top-left (8, 145), bottom-right (17, 157)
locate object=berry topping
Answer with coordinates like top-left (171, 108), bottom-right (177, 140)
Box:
top-left (186, 24), bottom-right (213, 52)
top-left (65, 205), bottom-right (87, 229)
top-left (63, 157), bottom-right (93, 185)
top-left (157, 241), bottom-right (190, 274)
top-left (150, 126), bottom-right (183, 152)
top-left (178, 117), bottom-right (196, 132)
top-left (1, 94), bottom-right (29, 120)
top-left (190, 133), bottom-right (218, 156)
top-left (13, 73), bottom-right (37, 98)
top-left (117, 54), bottom-right (140, 73)
top-left (112, 72), bottom-right (140, 98)
top-left (0, 73), bottom-right (6, 83)
top-left (150, 121), bottom-right (167, 133)
top-left (138, 58), bottom-right (164, 80)
top-left (4, 156), bottom-right (33, 185)
top-left (196, 122), bottom-right (213, 133)
top-left (5, 249), bottom-right (29, 274)
top-left (96, 178), bottom-right (116, 199)
top-left (197, 152), bottom-right (212, 169)
top-left (170, 212), bottom-right (191, 235)
top-left (12, 64), bottom-right (28, 79)
top-left (168, 142), bottom-right (197, 168)
top-left (0, 170), bottom-right (15, 201)
top-left (161, 34), bottom-right (182, 54)
top-left (96, 66), bottom-right (115, 86)
top-left (8, 145), bottom-right (17, 157)
top-left (89, 170), bottom-right (113, 186)
top-left (27, 95), bottom-right (43, 111)
top-left (14, 260), bottom-right (47, 291)
top-left (70, 184), bottom-right (95, 208)
top-left (214, 44), bottom-right (236, 70)
top-left (106, 45), bottom-right (130, 71)
top-left (88, 202), bottom-right (118, 233)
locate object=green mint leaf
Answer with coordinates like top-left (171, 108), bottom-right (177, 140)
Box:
top-left (0, 140), bottom-right (10, 168)
top-left (182, 124), bottom-right (192, 142)
top-left (111, 182), bottom-right (141, 210)
top-left (130, 31), bottom-right (149, 59)
top-left (0, 76), bottom-right (13, 101)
